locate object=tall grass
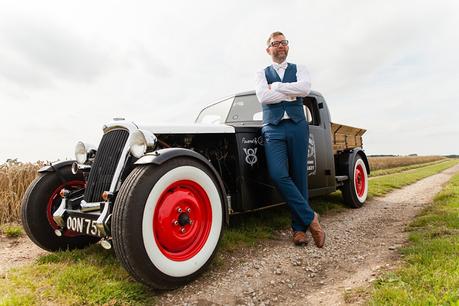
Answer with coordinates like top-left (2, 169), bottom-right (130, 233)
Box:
top-left (368, 155), bottom-right (445, 171)
top-left (0, 160), bottom-right (41, 225)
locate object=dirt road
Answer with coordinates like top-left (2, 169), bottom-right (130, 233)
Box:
top-left (1, 163), bottom-right (458, 305)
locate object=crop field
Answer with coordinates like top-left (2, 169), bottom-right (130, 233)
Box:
top-left (367, 155), bottom-right (445, 171)
top-left (0, 156), bottom-right (453, 226)
top-left (0, 160), bottom-right (41, 225)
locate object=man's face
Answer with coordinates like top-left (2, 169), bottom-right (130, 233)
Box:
top-left (266, 34), bottom-right (289, 63)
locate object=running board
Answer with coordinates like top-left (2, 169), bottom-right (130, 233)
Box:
top-left (335, 175), bottom-right (349, 187)
top-left (335, 175), bottom-right (349, 182)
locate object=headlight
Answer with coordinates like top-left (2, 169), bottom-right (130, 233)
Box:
top-left (75, 141), bottom-right (96, 164)
top-left (129, 130), bottom-right (157, 158)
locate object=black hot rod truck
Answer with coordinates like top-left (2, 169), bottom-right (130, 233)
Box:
top-left (22, 90), bottom-right (369, 289)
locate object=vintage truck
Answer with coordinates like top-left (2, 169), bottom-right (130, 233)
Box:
top-left (22, 90), bottom-right (369, 289)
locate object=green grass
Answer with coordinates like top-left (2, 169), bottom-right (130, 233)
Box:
top-left (1, 160), bottom-right (457, 305)
top-left (0, 246), bottom-right (156, 305)
top-left (1, 225), bottom-right (23, 238)
top-left (368, 159), bottom-right (459, 198)
top-left (369, 171), bottom-right (459, 305)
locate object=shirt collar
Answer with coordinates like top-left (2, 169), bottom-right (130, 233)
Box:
top-left (272, 61), bottom-right (288, 70)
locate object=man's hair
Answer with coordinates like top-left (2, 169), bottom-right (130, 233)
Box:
top-left (266, 31), bottom-right (284, 46)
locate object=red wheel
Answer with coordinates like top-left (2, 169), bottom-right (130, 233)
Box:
top-left (342, 155), bottom-right (368, 208)
top-left (153, 180), bottom-right (212, 261)
top-left (112, 157), bottom-right (224, 289)
top-left (354, 163), bottom-right (366, 199)
top-left (46, 180), bottom-right (85, 237)
top-left (21, 164), bottom-right (99, 251)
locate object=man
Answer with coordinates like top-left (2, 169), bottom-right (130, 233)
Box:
top-left (255, 31), bottom-right (325, 248)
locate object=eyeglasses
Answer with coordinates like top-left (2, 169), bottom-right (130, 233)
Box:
top-left (269, 40), bottom-right (289, 47)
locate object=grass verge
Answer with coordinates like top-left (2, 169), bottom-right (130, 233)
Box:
top-left (369, 170), bottom-right (459, 304)
top-left (0, 160), bottom-right (457, 305)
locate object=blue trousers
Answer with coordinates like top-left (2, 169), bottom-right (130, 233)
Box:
top-left (262, 119), bottom-right (315, 232)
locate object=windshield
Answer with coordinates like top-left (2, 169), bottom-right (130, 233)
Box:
top-left (226, 94), bottom-right (262, 123)
top-left (195, 97), bottom-right (234, 124)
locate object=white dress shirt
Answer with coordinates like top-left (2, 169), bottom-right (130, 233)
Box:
top-left (255, 61), bottom-right (311, 105)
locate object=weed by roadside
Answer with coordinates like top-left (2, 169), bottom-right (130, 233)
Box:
top-left (0, 224), bottom-right (23, 238)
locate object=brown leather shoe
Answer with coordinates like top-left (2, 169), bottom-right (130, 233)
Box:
top-left (309, 213), bottom-right (325, 248)
top-left (292, 231), bottom-right (308, 246)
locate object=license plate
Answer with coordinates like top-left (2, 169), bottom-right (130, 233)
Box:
top-left (66, 216), bottom-right (101, 236)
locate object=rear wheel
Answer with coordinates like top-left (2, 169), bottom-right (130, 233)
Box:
top-left (21, 165), bottom-right (99, 251)
top-left (112, 157), bottom-right (224, 289)
top-left (342, 155), bottom-right (368, 208)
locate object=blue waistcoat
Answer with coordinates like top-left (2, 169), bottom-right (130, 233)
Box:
top-left (262, 63), bottom-right (305, 125)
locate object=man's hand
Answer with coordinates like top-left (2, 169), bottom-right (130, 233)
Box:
top-left (268, 84), bottom-right (271, 90)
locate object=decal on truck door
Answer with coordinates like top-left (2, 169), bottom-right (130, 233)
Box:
top-left (243, 148), bottom-right (258, 166)
top-left (308, 134), bottom-right (316, 176)
top-left (242, 137), bottom-right (264, 146)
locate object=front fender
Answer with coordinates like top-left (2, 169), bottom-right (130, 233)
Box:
top-left (38, 160), bottom-right (75, 173)
top-left (355, 150), bottom-right (370, 175)
top-left (135, 148), bottom-right (230, 225)
top-left (336, 148), bottom-right (370, 176)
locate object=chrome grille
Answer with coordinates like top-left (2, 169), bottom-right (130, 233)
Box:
top-left (83, 129), bottom-right (129, 202)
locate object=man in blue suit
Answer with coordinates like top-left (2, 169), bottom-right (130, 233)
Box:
top-left (255, 31), bottom-right (325, 247)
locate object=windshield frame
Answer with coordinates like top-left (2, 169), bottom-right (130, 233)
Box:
top-left (195, 96), bottom-right (235, 124)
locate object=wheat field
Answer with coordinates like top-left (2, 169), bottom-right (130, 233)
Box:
top-left (367, 155), bottom-right (445, 171)
top-left (0, 160), bottom-right (41, 225)
top-left (0, 156), bottom-right (449, 226)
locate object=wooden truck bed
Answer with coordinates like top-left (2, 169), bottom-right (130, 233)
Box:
top-left (331, 122), bottom-right (366, 154)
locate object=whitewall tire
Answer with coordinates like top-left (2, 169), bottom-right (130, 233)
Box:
top-left (112, 157), bottom-right (224, 289)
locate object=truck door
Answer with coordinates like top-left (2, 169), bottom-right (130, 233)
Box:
top-left (304, 97), bottom-right (329, 192)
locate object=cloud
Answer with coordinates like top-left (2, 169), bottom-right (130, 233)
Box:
top-left (0, 17), bottom-right (112, 88)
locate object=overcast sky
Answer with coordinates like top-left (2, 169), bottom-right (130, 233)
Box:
top-left (1, 0), bottom-right (458, 162)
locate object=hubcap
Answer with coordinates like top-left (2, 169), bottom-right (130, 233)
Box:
top-left (354, 164), bottom-right (366, 198)
top-left (153, 180), bottom-right (212, 261)
top-left (178, 212), bottom-right (191, 226)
